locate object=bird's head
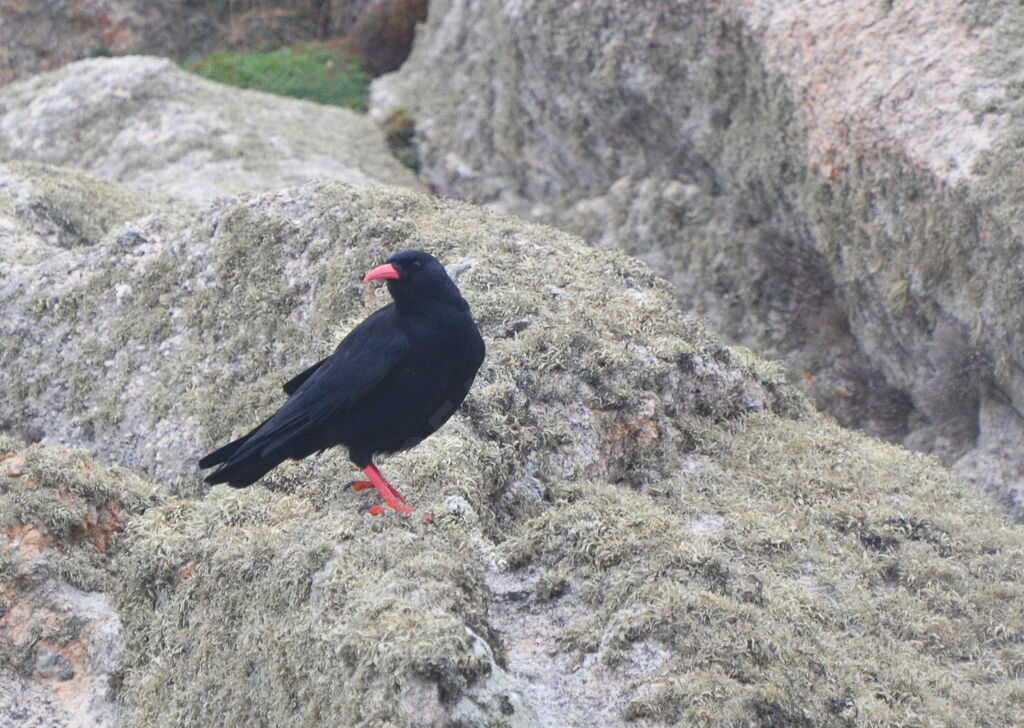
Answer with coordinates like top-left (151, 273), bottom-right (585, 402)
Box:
top-left (363, 250), bottom-right (466, 309)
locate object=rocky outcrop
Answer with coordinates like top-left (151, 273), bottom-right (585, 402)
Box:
top-left (370, 0), bottom-right (1024, 510)
top-left (0, 56), bottom-right (421, 205)
top-left (0, 436), bottom-right (161, 728)
top-left (1, 159), bottom-right (790, 489)
top-left (2, 163), bottom-right (1024, 726)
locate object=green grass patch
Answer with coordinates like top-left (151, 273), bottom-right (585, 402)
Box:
top-left (184, 43), bottom-right (370, 111)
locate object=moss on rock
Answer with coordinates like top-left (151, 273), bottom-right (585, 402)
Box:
top-left (502, 414), bottom-right (1024, 725)
top-left (0, 56), bottom-right (421, 205)
top-left (0, 435), bottom-right (162, 726)
top-left (371, 0), bottom-right (1024, 509)
top-left (116, 484), bottom-right (511, 727)
top-left (0, 434), bottom-right (161, 594)
top-left (4, 169), bottom-right (1023, 725)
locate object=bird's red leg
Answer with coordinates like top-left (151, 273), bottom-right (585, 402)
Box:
top-left (361, 464), bottom-right (414, 515)
top-left (362, 474), bottom-right (406, 504)
top-left (347, 480), bottom-right (401, 501)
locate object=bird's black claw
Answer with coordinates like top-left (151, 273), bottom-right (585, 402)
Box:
top-left (357, 502), bottom-right (388, 517)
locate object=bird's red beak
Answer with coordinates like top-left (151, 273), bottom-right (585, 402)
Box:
top-left (363, 263), bottom-right (400, 283)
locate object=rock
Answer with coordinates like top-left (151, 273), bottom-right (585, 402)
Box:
top-left (0, 0), bottom-right (175, 85)
top-left (117, 480), bottom-right (544, 728)
top-left (0, 435), bottom-right (162, 728)
top-left (2, 168), bottom-right (1024, 726)
top-left (0, 161), bottom-right (163, 252)
top-left (0, 56), bottom-right (421, 205)
top-left (1, 158), bottom-right (790, 490)
top-left (370, 0), bottom-right (1024, 510)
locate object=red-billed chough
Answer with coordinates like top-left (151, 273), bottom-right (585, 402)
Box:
top-left (199, 250), bottom-right (485, 516)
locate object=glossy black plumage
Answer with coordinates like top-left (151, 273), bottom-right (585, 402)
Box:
top-left (199, 250), bottom-right (485, 510)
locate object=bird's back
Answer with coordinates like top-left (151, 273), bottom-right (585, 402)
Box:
top-left (332, 301), bottom-right (485, 465)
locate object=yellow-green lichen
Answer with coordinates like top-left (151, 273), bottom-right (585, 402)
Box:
top-left (0, 435), bottom-right (162, 679)
top-left (6, 173), bottom-right (1024, 725)
top-left (500, 413), bottom-right (1024, 726)
top-left (117, 484), bottom-right (495, 727)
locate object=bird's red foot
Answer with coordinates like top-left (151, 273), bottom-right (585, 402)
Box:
top-left (362, 500), bottom-right (432, 522)
top-left (361, 464), bottom-right (415, 515)
top-left (349, 479), bottom-right (407, 507)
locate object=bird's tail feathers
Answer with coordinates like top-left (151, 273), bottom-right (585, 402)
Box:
top-left (203, 457), bottom-right (280, 488)
top-left (200, 412), bottom-right (317, 487)
top-left (198, 433), bottom-right (252, 469)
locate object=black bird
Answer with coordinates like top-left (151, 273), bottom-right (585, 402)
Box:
top-left (198, 250), bottom-right (485, 516)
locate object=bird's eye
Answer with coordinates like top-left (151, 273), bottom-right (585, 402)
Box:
top-left (411, 260), bottom-right (422, 270)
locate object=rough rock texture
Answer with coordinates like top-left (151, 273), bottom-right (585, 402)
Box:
top-left (0, 0), bottom-right (379, 85)
top-left (370, 0), bottom-right (1024, 510)
top-left (0, 56), bottom-right (421, 205)
top-left (2, 164), bottom-right (1024, 726)
top-left (0, 161), bottom-right (165, 254)
top-left (0, 435), bottom-right (161, 728)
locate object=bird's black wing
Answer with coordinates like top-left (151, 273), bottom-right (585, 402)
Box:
top-left (287, 306), bottom-right (411, 417)
top-left (201, 306), bottom-right (410, 484)
top-left (282, 356), bottom-right (329, 395)
top-left (198, 409), bottom-right (275, 468)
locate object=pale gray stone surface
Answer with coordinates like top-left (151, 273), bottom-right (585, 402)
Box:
top-left (371, 0), bottom-right (1024, 510)
top-left (0, 56), bottom-right (421, 205)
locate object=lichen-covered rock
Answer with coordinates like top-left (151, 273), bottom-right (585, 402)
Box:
top-left (370, 0), bottom-right (1024, 510)
top-left (496, 418), bottom-right (1024, 726)
top-left (1, 161), bottom-right (794, 494)
top-left (0, 435), bottom-right (162, 728)
top-left (2, 168), bottom-right (1024, 726)
top-left (0, 56), bottom-right (421, 205)
top-left (116, 482), bottom-right (541, 728)
top-left (0, 161), bottom-right (165, 255)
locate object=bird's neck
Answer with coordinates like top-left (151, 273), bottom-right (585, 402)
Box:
top-left (392, 295), bottom-right (469, 317)
top-left (388, 280), bottom-right (470, 315)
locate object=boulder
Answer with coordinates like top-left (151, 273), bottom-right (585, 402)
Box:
top-left (2, 167), bottom-right (1023, 726)
top-left (370, 0), bottom-right (1024, 510)
top-left (0, 435), bottom-right (161, 728)
top-left (0, 56), bottom-right (421, 205)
